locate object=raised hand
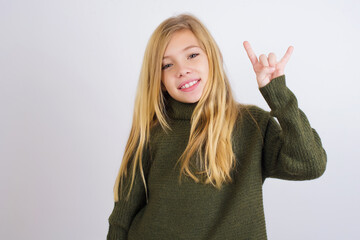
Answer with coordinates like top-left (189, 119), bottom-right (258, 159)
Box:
top-left (243, 41), bottom-right (294, 88)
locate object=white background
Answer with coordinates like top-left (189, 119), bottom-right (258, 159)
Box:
top-left (1, 0), bottom-right (359, 239)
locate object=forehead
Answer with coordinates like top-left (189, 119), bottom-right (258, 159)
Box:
top-left (163, 29), bottom-right (201, 55)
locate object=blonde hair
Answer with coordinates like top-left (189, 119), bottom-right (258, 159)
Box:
top-left (113, 13), bottom-right (256, 203)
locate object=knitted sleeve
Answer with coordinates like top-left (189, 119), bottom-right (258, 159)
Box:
top-left (107, 145), bottom-right (151, 239)
top-left (258, 74), bottom-right (327, 181)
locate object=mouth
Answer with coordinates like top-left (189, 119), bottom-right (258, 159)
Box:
top-left (178, 79), bottom-right (201, 92)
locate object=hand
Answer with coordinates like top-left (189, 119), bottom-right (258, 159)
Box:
top-left (243, 41), bottom-right (294, 88)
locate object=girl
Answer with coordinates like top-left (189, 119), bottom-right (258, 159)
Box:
top-left (107, 13), bottom-right (327, 240)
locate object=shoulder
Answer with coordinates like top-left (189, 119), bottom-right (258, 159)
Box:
top-left (236, 102), bottom-right (269, 121)
top-left (235, 102), bottom-right (271, 130)
top-left (149, 121), bottom-right (163, 143)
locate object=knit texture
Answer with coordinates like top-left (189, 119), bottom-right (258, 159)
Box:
top-left (107, 75), bottom-right (327, 240)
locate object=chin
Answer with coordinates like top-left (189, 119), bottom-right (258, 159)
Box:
top-left (170, 90), bottom-right (202, 103)
top-left (181, 95), bottom-right (201, 103)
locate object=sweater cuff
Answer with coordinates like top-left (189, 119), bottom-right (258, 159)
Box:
top-left (259, 75), bottom-right (294, 112)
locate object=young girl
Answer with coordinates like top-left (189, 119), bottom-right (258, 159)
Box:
top-left (107, 13), bottom-right (327, 240)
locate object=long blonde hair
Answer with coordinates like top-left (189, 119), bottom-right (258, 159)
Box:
top-left (113, 13), bottom-right (254, 203)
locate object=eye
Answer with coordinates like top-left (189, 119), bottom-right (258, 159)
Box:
top-left (162, 63), bottom-right (172, 70)
top-left (188, 53), bottom-right (200, 59)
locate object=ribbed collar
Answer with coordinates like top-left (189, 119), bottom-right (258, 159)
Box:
top-left (164, 92), bottom-right (198, 120)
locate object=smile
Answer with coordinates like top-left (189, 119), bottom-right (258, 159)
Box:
top-left (179, 79), bottom-right (200, 91)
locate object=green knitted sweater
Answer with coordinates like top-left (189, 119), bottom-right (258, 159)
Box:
top-left (107, 75), bottom-right (327, 240)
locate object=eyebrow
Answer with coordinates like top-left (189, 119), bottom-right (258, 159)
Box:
top-left (163, 45), bottom-right (200, 59)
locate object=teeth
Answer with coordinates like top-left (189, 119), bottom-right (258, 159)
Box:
top-left (181, 80), bottom-right (198, 89)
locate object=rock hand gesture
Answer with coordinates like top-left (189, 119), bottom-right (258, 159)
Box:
top-left (243, 41), bottom-right (294, 88)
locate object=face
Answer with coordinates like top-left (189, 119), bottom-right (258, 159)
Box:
top-left (161, 29), bottom-right (209, 103)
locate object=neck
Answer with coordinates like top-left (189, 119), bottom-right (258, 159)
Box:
top-left (164, 92), bottom-right (198, 120)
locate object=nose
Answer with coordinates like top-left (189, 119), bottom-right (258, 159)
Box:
top-left (176, 63), bottom-right (191, 78)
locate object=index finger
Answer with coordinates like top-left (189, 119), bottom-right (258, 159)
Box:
top-left (243, 41), bottom-right (258, 66)
top-left (280, 46), bottom-right (294, 65)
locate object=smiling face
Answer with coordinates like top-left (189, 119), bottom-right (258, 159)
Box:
top-left (161, 29), bottom-right (209, 103)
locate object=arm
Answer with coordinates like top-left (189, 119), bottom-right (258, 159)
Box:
top-left (107, 146), bottom-right (151, 239)
top-left (242, 41), bottom-right (326, 180)
top-left (259, 75), bottom-right (327, 180)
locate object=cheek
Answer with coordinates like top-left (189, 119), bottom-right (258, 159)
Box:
top-left (161, 82), bottom-right (167, 91)
top-left (201, 61), bottom-right (209, 78)
top-left (161, 73), bottom-right (172, 90)
top-left (161, 73), bottom-right (168, 85)
top-left (198, 57), bottom-right (209, 74)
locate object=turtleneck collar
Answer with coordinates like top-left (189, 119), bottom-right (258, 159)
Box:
top-left (164, 92), bottom-right (198, 120)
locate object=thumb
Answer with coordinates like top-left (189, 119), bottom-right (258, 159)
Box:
top-left (266, 67), bottom-right (276, 74)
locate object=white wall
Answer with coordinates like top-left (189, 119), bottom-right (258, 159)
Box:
top-left (1, 0), bottom-right (359, 239)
